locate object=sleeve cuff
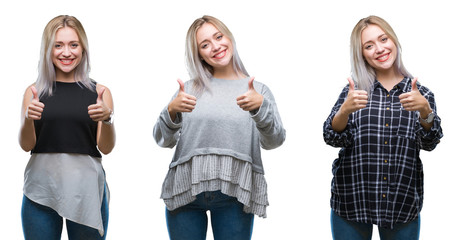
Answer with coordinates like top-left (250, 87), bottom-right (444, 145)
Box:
top-left (161, 106), bottom-right (182, 129)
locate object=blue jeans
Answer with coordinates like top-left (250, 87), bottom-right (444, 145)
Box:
top-left (166, 191), bottom-right (254, 240)
top-left (331, 210), bottom-right (420, 240)
top-left (21, 189), bottom-right (108, 240)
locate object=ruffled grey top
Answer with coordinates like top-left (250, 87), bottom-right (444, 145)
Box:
top-left (161, 154), bottom-right (269, 217)
top-left (154, 77), bottom-right (285, 217)
top-left (23, 153), bottom-right (107, 236)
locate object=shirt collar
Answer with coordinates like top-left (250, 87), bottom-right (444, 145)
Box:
top-left (373, 77), bottom-right (411, 92)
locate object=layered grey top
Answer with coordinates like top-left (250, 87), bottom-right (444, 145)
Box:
top-left (154, 77), bottom-right (285, 216)
top-left (24, 153), bottom-right (107, 236)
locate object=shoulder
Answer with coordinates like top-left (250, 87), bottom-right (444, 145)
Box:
top-left (24, 82), bottom-right (36, 91)
top-left (184, 79), bottom-right (195, 88)
top-left (95, 83), bottom-right (112, 93)
top-left (23, 82), bottom-right (36, 97)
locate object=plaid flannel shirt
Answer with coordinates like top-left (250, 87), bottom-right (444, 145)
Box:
top-left (323, 77), bottom-right (443, 228)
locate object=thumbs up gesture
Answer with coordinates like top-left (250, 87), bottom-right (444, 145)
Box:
top-left (167, 79), bottom-right (197, 121)
top-left (340, 78), bottom-right (368, 115)
top-left (399, 78), bottom-right (431, 113)
top-left (26, 86), bottom-right (45, 120)
top-left (236, 77), bottom-right (263, 112)
top-left (88, 86), bottom-right (112, 122)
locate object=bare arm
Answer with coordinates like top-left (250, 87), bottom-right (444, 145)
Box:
top-left (89, 84), bottom-right (116, 155)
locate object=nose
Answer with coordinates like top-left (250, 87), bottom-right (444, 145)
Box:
top-left (62, 45), bottom-right (71, 57)
top-left (376, 44), bottom-right (385, 54)
top-left (211, 41), bottom-right (220, 52)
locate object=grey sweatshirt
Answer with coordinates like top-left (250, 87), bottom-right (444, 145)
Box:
top-left (153, 77), bottom-right (285, 174)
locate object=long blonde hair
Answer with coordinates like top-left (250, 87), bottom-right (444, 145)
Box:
top-left (350, 16), bottom-right (412, 93)
top-left (185, 15), bottom-right (248, 95)
top-left (36, 15), bottom-right (93, 97)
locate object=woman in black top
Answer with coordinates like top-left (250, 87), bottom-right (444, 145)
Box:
top-left (19, 15), bottom-right (115, 239)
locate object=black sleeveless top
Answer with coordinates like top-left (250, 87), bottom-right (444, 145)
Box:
top-left (32, 81), bottom-right (102, 158)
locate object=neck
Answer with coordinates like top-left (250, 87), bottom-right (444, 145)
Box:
top-left (376, 67), bottom-right (403, 90)
top-left (55, 69), bottom-right (76, 83)
top-left (212, 64), bottom-right (245, 80)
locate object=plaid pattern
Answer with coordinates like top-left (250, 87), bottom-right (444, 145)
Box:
top-left (323, 77), bottom-right (443, 228)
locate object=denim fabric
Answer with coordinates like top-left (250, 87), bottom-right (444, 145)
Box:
top-left (166, 191), bottom-right (254, 240)
top-left (331, 210), bottom-right (420, 240)
top-left (21, 188), bottom-right (108, 240)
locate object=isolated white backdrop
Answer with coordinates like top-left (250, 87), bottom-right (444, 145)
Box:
top-left (1, 0), bottom-right (460, 239)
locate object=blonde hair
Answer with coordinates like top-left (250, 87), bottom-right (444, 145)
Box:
top-left (36, 15), bottom-right (93, 97)
top-left (350, 15), bottom-right (412, 93)
top-left (185, 15), bottom-right (248, 95)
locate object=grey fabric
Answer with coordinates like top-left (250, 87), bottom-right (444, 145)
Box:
top-left (154, 77), bottom-right (285, 217)
top-left (153, 77), bottom-right (285, 174)
top-left (24, 153), bottom-right (107, 236)
top-left (161, 155), bottom-right (269, 217)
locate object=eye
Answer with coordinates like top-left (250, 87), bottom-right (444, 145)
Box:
top-left (71, 43), bottom-right (79, 48)
top-left (364, 44), bottom-right (373, 50)
top-left (201, 43), bottom-right (209, 49)
top-left (381, 37), bottom-right (388, 42)
top-left (216, 35), bottom-right (223, 40)
top-left (54, 44), bottom-right (62, 48)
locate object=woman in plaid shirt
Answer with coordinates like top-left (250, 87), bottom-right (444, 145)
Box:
top-left (324, 16), bottom-right (443, 240)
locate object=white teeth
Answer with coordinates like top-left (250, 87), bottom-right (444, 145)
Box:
top-left (215, 50), bottom-right (225, 58)
top-left (378, 54), bottom-right (388, 60)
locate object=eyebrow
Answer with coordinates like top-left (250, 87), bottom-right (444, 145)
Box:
top-left (54, 40), bottom-right (80, 44)
top-left (198, 31), bottom-right (222, 46)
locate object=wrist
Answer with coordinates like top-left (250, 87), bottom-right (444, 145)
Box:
top-left (103, 110), bottom-right (114, 125)
top-left (419, 104), bottom-right (432, 119)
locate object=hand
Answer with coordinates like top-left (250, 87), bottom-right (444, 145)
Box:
top-left (236, 77), bottom-right (263, 112)
top-left (339, 78), bottom-right (368, 115)
top-left (88, 87), bottom-right (112, 122)
top-left (399, 78), bottom-right (431, 114)
top-left (167, 79), bottom-right (197, 120)
top-left (26, 86), bottom-right (45, 120)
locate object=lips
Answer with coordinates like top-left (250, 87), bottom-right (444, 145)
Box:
top-left (213, 49), bottom-right (227, 59)
top-left (376, 53), bottom-right (390, 62)
top-left (59, 59), bottom-right (75, 65)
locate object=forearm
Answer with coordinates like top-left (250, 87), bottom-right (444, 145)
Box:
top-left (97, 123), bottom-right (116, 154)
top-left (331, 107), bottom-right (350, 133)
top-left (251, 98), bottom-right (285, 150)
top-left (19, 118), bottom-right (36, 152)
top-left (153, 106), bottom-right (181, 148)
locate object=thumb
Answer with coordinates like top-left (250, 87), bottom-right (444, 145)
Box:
top-left (411, 78), bottom-right (418, 91)
top-left (347, 77), bottom-right (355, 92)
top-left (31, 86), bottom-right (39, 100)
top-left (248, 77), bottom-right (255, 91)
top-left (177, 79), bottom-right (185, 93)
top-left (97, 87), bottom-right (106, 103)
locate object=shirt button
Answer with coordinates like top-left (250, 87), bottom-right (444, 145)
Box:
top-left (385, 141), bottom-right (388, 144)
top-left (383, 194), bottom-right (386, 198)
top-left (384, 160), bottom-right (388, 163)
top-left (385, 123), bottom-right (389, 127)
top-left (386, 107), bottom-right (390, 110)
top-left (384, 177), bottom-right (387, 180)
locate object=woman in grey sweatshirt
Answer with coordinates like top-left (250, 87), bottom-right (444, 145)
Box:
top-left (153, 15), bottom-right (285, 240)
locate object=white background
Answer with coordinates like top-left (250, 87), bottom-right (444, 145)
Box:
top-left (1, 0), bottom-right (460, 239)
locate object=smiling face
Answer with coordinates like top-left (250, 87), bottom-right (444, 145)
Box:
top-left (361, 24), bottom-right (397, 73)
top-left (52, 27), bottom-right (82, 78)
top-left (196, 22), bottom-right (234, 71)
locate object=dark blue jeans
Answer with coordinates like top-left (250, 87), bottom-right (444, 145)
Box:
top-left (166, 191), bottom-right (254, 240)
top-left (21, 189), bottom-right (108, 240)
top-left (331, 210), bottom-right (420, 240)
